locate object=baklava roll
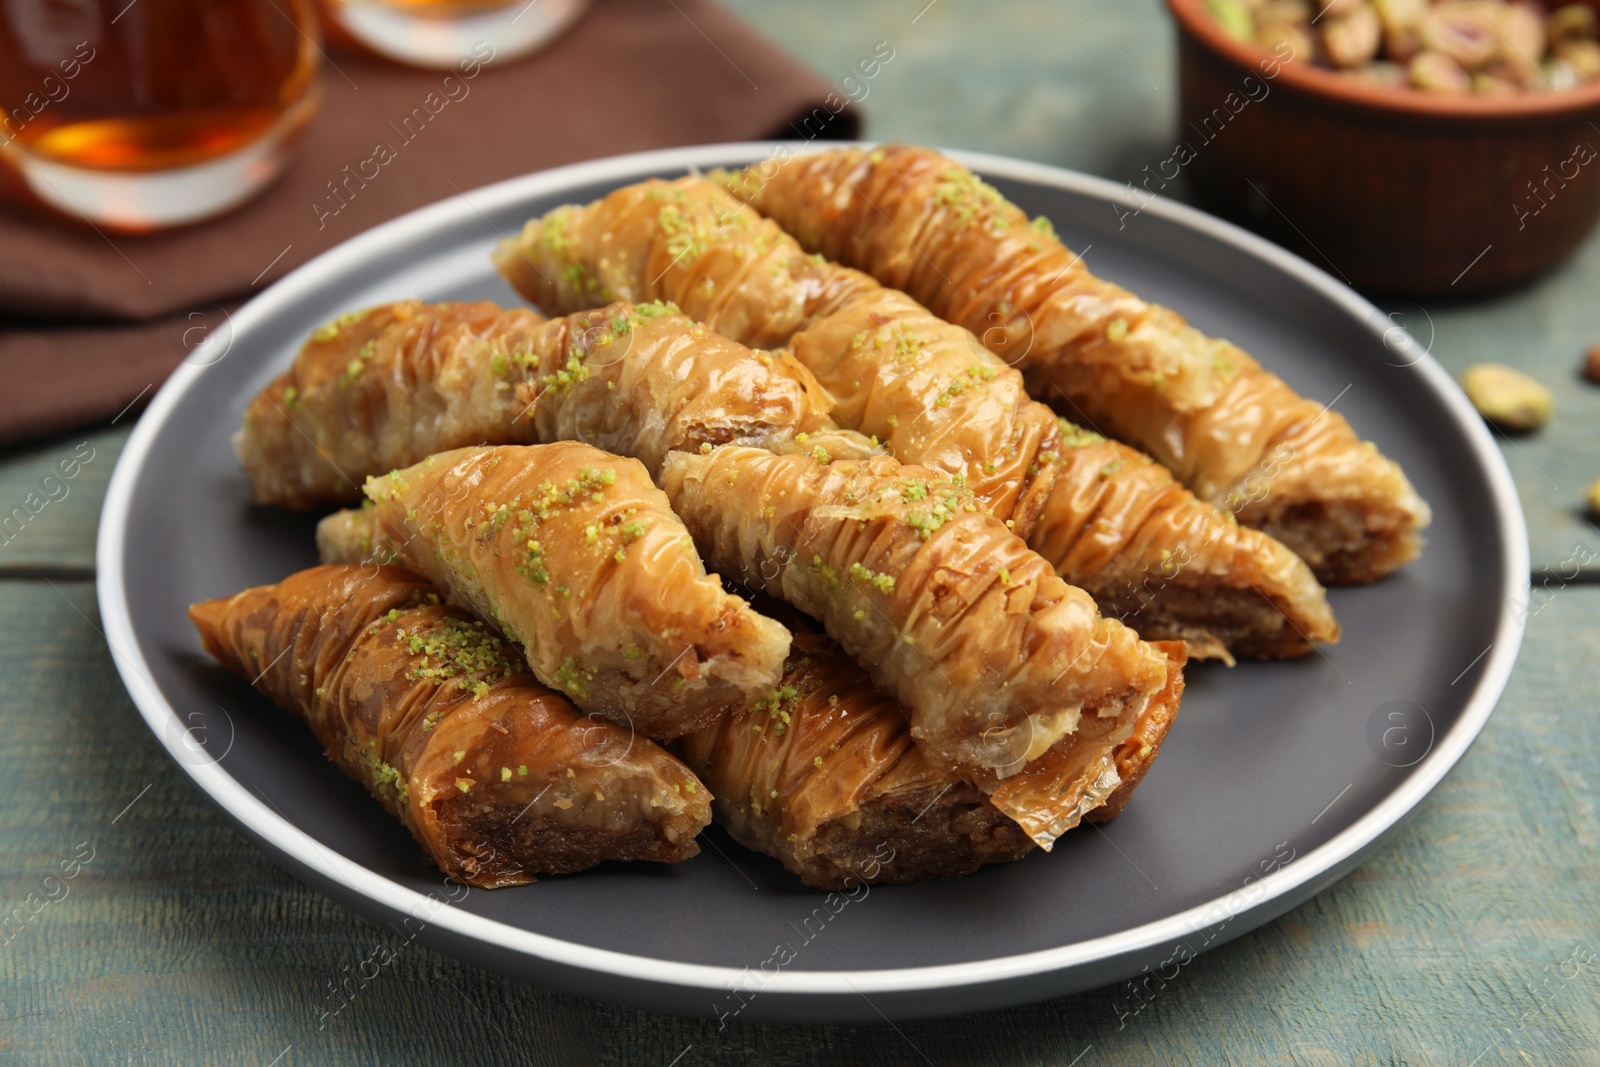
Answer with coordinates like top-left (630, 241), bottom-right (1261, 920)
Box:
top-left (505, 301), bottom-right (878, 474)
top-left (677, 630), bottom-right (1035, 889)
top-left (492, 178), bottom-right (878, 350)
top-left (730, 145), bottom-right (1432, 584)
top-left (364, 443), bottom-right (790, 739)
top-left (235, 300), bottom-right (545, 510)
top-left (1025, 423), bottom-right (1338, 662)
top-left (659, 445), bottom-right (1172, 798)
top-left (237, 298), bottom-right (876, 511)
top-left (188, 564), bottom-right (711, 887)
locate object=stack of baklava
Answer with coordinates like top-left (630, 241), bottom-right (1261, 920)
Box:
top-left (191, 145), bottom-right (1426, 890)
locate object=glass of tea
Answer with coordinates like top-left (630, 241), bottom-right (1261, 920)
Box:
top-left (0, 0), bottom-right (320, 232)
top-left (317, 0), bottom-right (588, 69)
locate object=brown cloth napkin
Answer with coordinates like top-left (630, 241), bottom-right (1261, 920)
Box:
top-left (0, 0), bottom-right (856, 448)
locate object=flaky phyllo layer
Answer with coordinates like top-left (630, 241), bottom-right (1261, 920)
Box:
top-left (235, 300), bottom-right (546, 509)
top-left (677, 629), bottom-right (1037, 888)
top-left (236, 298), bottom-right (878, 507)
top-left (727, 145), bottom-right (1430, 585)
top-left (360, 443), bottom-right (790, 740)
top-left (189, 564), bottom-right (710, 886)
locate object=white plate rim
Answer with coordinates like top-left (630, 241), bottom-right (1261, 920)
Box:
top-left (95, 140), bottom-right (1530, 1002)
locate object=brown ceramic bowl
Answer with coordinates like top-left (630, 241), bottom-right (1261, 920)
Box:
top-left (1165, 0), bottom-right (1600, 297)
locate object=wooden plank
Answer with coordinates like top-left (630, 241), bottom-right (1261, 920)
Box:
top-left (725, 0), bottom-right (1180, 178)
top-left (1393, 233), bottom-right (1600, 578)
top-left (0, 427), bottom-right (129, 575)
top-left (1, 580), bottom-right (1593, 1064)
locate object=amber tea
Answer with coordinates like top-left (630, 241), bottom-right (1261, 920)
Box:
top-left (0, 0), bottom-right (319, 231)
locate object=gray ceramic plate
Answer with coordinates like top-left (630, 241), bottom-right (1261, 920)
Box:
top-left (96, 144), bottom-right (1527, 1023)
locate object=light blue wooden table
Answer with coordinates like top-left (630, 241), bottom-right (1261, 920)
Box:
top-left (2, 2), bottom-right (1597, 1063)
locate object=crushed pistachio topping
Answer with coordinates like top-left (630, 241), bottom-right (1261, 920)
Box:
top-left (521, 536), bottom-right (551, 584)
top-left (935, 363), bottom-right (1000, 407)
top-left (809, 554), bottom-right (840, 588)
top-left (895, 479), bottom-right (968, 540)
top-left (336, 339), bottom-right (379, 388)
top-left (365, 607), bottom-right (408, 637)
top-left (532, 207), bottom-right (575, 256)
top-left (1056, 419), bottom-right (1106, 448)
top-left (509, 344), bottom-right (540, 370)
top-left (541, 350), bottom-right (592, 393)
top-left (553, 656), bottom-right (593, 700)
top-left (847, 561), bottom-right (896, 594)
top-left (932, 168), bottom-right (1008, 228)
top-left (402, 618), bottom-right (516, 694)
top-left (610, 300), bottom-right (679, 334)
top-left (311, 308), bottom-right (369, 344)
top-left (656, 204), bottom-right (705, 261)
top-left (750, 684), bottom-right (800, 735)
top-left (892, 330), bottom-right (928, 363)
top-left (502, 466), bottom-right (621, 583)
top-left (362, 740), bottom-right (408, 803)
top-left (1106, 318), bottom-right (1129, 343)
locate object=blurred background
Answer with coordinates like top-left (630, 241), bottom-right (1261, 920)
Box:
top-left (2, 2), bottom-right (1597, 1064)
